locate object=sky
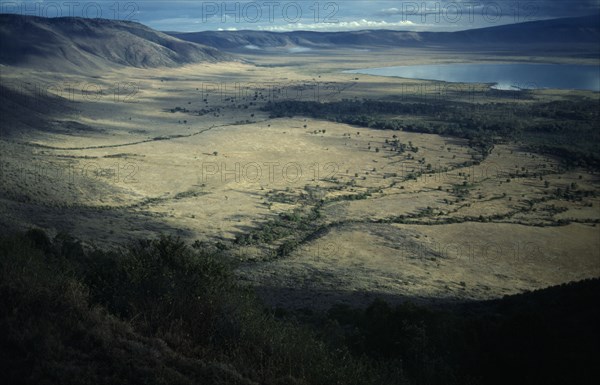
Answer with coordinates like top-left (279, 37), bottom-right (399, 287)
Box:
top-left (1, 0), bottom-right (598, 32)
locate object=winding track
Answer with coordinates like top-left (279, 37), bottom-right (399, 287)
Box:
top-left (17, 119), bottom-right (270, 151)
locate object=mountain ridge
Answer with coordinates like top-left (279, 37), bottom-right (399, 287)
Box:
top-left (167, 14), bottom-right (600, 51)
top-left (0, 14), bottom-right (233, 71)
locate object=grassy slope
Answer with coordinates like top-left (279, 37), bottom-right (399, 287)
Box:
top-left (0, 230), bottom-right (393, 385)
top-left (1, 230), bottom-right (599, 385)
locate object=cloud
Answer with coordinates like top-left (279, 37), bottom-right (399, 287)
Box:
top-left (256, 19), bottom-right (417, 32)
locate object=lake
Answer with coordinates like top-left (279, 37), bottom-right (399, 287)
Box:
top-left (345, 63), bottom-right (600, 91)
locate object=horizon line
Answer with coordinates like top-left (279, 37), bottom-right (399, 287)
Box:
top-left (1, 12), bottom-right (598, 34)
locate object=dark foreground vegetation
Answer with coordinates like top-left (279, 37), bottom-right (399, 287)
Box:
top-left (264, 97), bottom-right (600, 168)
top-left (1, 230), bottom-right (599, 384)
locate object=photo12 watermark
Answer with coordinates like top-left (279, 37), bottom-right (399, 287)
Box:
top-left (385, 1), bottom-right (541, 25)
top-left (196, 1), bottom-right (339, 24)
top-left (0, 161), bottom-right (140, 186)
top-left (0, 79), bottom-right (140, 104)
top-left (0, 1), bottom-right (140, 20)
top-left (196, 80), bottom-right (345, 103)
top-left (398, 239), bottom-right (546, 263)
top-left (197, 161), bottom-right (340, 185)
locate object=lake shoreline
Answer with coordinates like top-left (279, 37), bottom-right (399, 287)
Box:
top-left (344, 63), bottom-right (600, 91)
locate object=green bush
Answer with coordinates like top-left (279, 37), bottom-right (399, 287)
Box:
top-left (0, 231), bottom-right (398, 385)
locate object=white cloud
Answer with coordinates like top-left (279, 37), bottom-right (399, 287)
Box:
top-left (257, 19), bottom-right (417, 32)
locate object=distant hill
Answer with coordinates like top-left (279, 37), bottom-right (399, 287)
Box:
top-left (0, 14), bottom-right (232, 71)
top-left (439, 14), bottom-right (600, 46)
top-left (169, 14), bottom-right (600, 51)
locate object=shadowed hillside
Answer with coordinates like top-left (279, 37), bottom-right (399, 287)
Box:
top-left (1, 231), bottom-right (598, 385)
top-left (0, 84), bottom-right (73, 137)
top-left (0, 14), bottom-right (233, 71)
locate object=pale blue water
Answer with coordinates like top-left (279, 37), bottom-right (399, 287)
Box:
top-left (345, 63), bottom-right (600, 91)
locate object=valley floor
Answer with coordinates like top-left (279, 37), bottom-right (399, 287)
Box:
top-left (1, 48), bottom-right (599, 308)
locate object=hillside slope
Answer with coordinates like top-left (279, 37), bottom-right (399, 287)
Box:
top-left (0, 14), bottom-right (232, 71)
top-left (1, 231), bottom-right (598, 385)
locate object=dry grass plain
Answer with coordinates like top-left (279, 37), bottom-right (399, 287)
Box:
top-left (1, 47), bottom-right (599, 308)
